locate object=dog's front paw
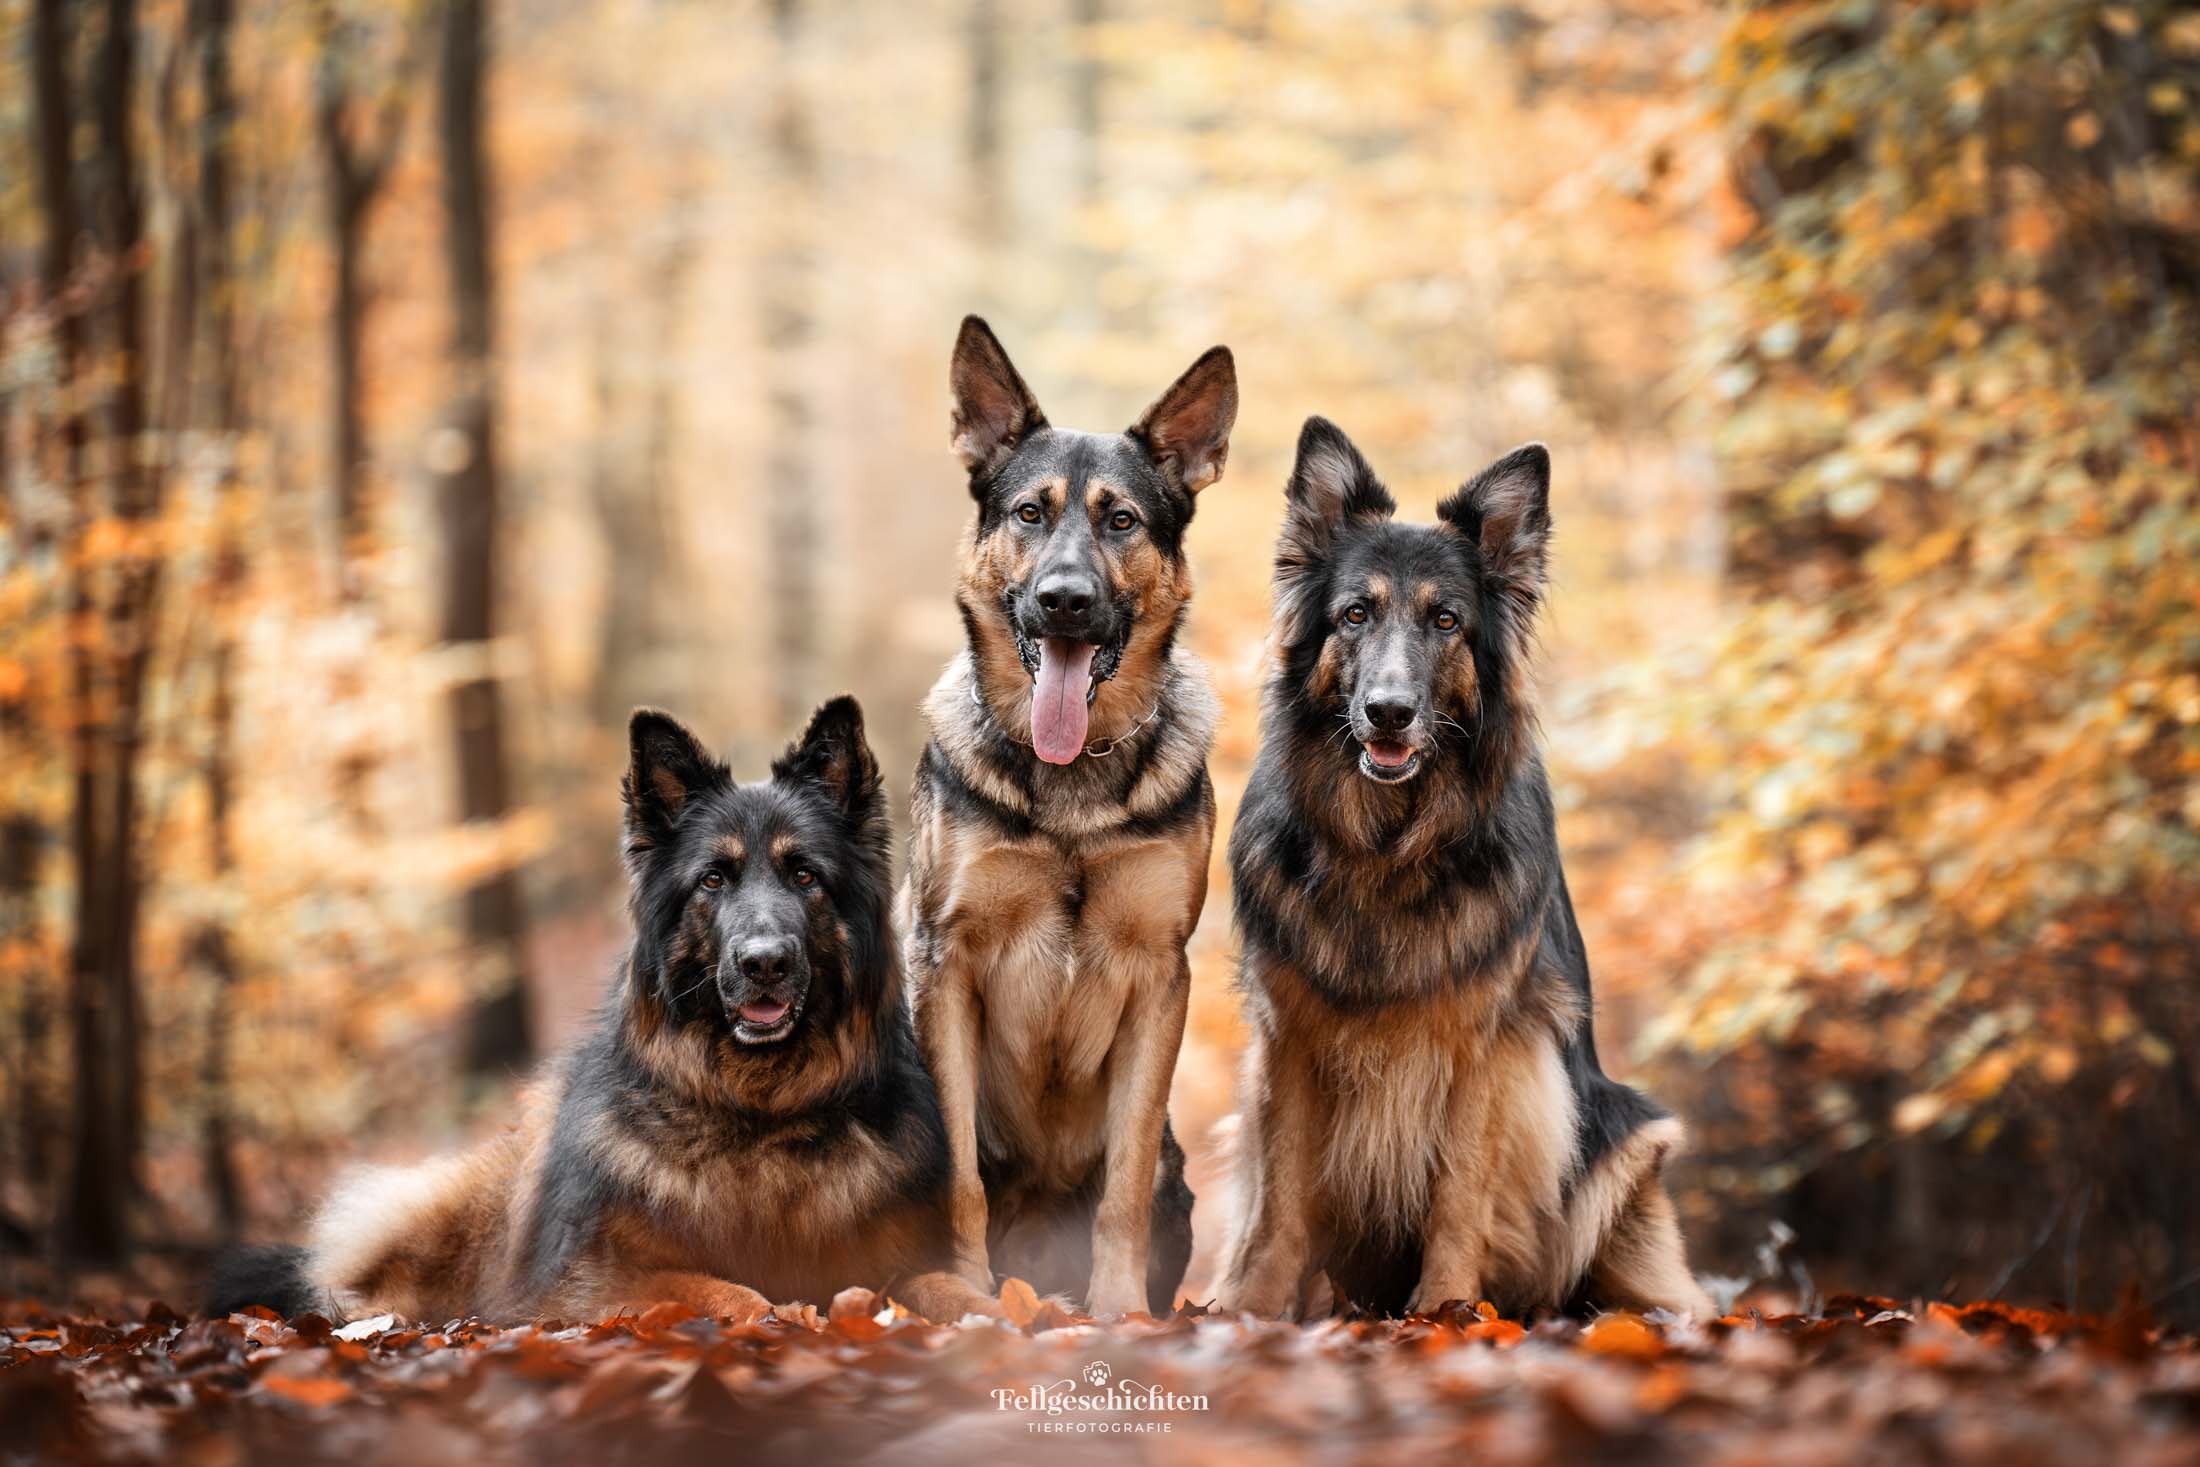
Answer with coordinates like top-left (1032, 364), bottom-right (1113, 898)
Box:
top-left (1083, 1274), bottom-right (1150, 1320)
top-left (829, 1286), bottom-right (880, 1322)
top-left (1405, 1277), bottom-right (1482, 1317)
top-left (894, 1271), bottom-right (1004, 1323)
top-left (708, 1281), bottom-right (776, 1324)
top-left (1216, 1275), bottom-right (1298, 1321)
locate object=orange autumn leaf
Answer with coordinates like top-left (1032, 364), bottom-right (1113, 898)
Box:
top-left (997, 1277), bottom-right (1043, 1328)
top-left (259, 1374), bottom-right (355, 1409)
top-left (1583, 1314), bottom-right (1662, 1361)
top-left (1462, 1319), bottom-right (1527, 1348)
top-left (633, 1301), bottom-right (697, 1334)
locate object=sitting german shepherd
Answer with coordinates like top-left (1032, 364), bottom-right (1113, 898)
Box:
top-left (1218, 419), bottom-right (1711, 1319)
top-left (208, 700), bottom-right (997, 1325)
top-left (902, 317), bottom-right (1233, 1316)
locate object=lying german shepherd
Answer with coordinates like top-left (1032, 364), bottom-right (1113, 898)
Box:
top-left (902, 317), bottom-right (1234, 1316)
top-left (208, 700), bottom-right (996, 1325)
top-left (1218, 418), bottom-right (1711, 1319)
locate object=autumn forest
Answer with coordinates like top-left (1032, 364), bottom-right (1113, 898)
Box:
top-left (2, 0), bottom-right (2198, 1460)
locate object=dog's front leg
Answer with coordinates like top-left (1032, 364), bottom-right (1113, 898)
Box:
top-left (1406, 1065), bottom-right (1496, 1314)
top-left (1086, 952), bottom-right (1190, 1317)
top-left (1216, 1024), bottom-right (1318, 1318)
top-left (914, 965), bottom-right (994, 1294)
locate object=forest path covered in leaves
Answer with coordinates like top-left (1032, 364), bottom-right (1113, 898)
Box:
top-left (4, 1293), bottom-right (2198, 1466)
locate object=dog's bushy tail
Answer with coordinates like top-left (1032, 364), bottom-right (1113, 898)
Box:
top-left (205, 1243), bottom-right (332, 1320)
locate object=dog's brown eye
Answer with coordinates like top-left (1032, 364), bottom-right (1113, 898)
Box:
top-left (1110, 510), bottom-right (1137, 531)
top-left (1016, 503), bottom-right (1042, 524)
top-left (700, 871), bottom-right (724, 891)
top-left (792, 866), bottom-right (817, 888)
top-left (1433, 609), bottom-right (1458, 632)
top-left (1344, 604), bottom-right (1368, 625)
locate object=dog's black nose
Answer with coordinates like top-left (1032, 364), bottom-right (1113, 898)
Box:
top-left (1362, 695), bottom-right (1417, 733)
top-left (1035, 572), bottom-right (1098, 619)
top-left (736, 942), bottom-right (794, 984)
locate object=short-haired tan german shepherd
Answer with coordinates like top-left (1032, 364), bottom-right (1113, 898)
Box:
top-left (1218, 418), bottom-right (1711, 1319)
top-left (903, 317), bottom-right (1235, 1316)
top-left (208, 700), bottom-right (998, 1325)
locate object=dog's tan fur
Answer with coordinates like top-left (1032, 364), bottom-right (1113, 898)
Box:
top-left (1220, 949), bottom-right (1708, 1319)
top-left (906, 651), bottom-right (1215, 1315)
top-left (905, 320), bottom-right (1229, 1316)
top-left (261, 704), bottom-right (1000, 1329)
top-left (1217, 422), bottom-right (1709, 1320)
top-left (299, 1005), bottom-right (992, 1326)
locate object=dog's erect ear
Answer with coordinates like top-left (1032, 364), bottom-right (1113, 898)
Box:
top-left (950, 316), bottom-right (1046, 482)
top-left (624, 709), bottom-right (725, 852)
top-left (1130, 346), bottom-right (1237, 496)
top-left (771, 695), bottom-right (883, 824)
top-left (1278, 416), bottom-right (1395, 576)
top-left (1438, 443), bottom-right (1552, 600)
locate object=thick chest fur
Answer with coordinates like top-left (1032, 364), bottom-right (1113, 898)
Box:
top-left (942, 829), bottom-right (1208, 1186)
top-left (570, 1109), bottom-right (926, 1301)
top-left (908, 651), bottom-right (1218, 1196)
top-left (1256, 964), bottom-right (1580, 1290)
top-left (1228, 743), bottom-right (1566, 1012)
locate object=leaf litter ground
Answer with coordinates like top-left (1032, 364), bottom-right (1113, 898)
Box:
top-left (4, 1287), bottom-right (2198, 1465)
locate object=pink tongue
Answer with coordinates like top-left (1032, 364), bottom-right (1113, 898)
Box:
top-left (739, 999), bottom-right (788, 1026)
top-left (1031, 639), bottom-right (1097, 764)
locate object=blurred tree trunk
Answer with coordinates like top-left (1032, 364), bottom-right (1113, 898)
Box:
top-left (315, 2), bottom-right (411, 601)
top-left (61, 0), bottom-right (155, 1268)
top-left (191, 0), bottom-right (245, 1239)
top-left (1067, 0), bottom-right (1113, 338)
top-left (195, 0), bottom-right (239, 431)
top-left (0, 257), bottom-right (14, 1140)
top-left (1071, 0), bottom-right (1103, 211)
top-left (965, 0), bottom-right (1003, 250)
top-left (3, 817), bottom-right (46, 1191)
top-left (18, 0), bottom-right (80, 1207)
top-left (32, 0), bottom-right (82, 480)
top-left (0, 268), bottom-right (18, 1195)
top-left (591, 210), bottom-right (694, 727)
top-left (0, 242), bottom-right (9, 509)
top-left (438, 0), bottom-right (533, 1078)
top-left (585, 318), bottom-right (638, 725)
top-left (764, 0), bottom-right (818, 731)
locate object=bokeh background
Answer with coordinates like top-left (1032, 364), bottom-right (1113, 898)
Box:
top-left (1, 0), bottom-right (2195, 1319)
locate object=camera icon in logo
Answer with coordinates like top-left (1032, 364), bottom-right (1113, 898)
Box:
top-left (1082, 1360), bottom-right (1111, 1388)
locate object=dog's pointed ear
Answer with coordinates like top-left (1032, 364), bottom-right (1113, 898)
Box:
top-left (624, 709), bottom-right (725, 854)
top-left (772, 695), bottom-right (884, 825)
top-left (1130, 345), bottom-right (1237, 497)
top-left (1439, 443), bottom-right (1552, 600)
top-left (950, 315), bottom-right (1046, 483)
top-left (1278, 416), bottom-right (1394, 576)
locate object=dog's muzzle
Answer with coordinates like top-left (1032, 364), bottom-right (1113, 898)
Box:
top-left (723, 940), bottom-right (808, 1044)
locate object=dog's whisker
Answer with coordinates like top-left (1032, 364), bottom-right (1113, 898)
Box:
top-left (668, 971), bottom-right (717, 1008)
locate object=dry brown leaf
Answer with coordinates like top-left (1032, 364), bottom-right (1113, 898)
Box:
top-left (997, 1277), bottom-right (1043, 1328)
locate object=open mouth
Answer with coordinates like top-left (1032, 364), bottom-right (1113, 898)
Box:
top-left (731, 996), bottom-right (799, 1045)
top-left (1358, 739), bottom-right (1423, 784)
top-left (1014, 631), bottom-right (1127, 765)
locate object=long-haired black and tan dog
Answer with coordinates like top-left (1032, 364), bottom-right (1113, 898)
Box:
top-left (1217, 418), bottom-right (1711, 1319)
top-left (903, 317), bottom-right (1234, 1316)
top-left (209, 700), bottom-right (997, 1325)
